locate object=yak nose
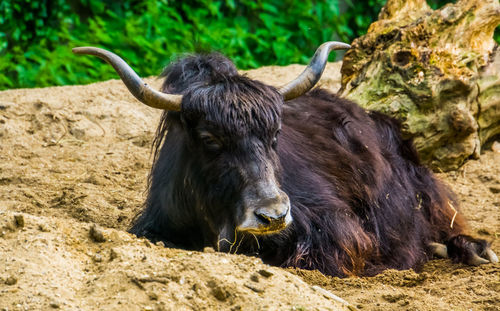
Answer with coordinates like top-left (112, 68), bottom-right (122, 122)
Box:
top-left (237, 165), bottom-right (293, 234)
top-left (254, 204), bottom-right (289, 226)
top-left (237, 193), bottom-right (292, 234)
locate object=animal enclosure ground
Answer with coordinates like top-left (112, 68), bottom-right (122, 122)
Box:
top-left (0, 62), bottom-right (498, 310)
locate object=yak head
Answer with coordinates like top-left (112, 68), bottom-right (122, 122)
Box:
top-left (72, 42), bottom-right (350, 247)
top-left (163, 54), bottom-right (292, 237)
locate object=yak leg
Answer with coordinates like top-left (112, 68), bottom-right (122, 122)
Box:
top-left (425, 184), bottom-right (498, 266)
top-left (446, 235), bottom-right (498, 266)
top-left (429, 232), bottom-right (498, 265)
top-left (429, 239), bottom-right (498, 265)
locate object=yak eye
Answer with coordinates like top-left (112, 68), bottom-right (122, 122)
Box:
top-left (199, 132), bottom-right (222, 151)
top-left (272, 129), bottom-right (281, 149)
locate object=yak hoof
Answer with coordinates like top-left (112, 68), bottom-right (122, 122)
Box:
top-left (468, 253), bottom-right (490, 266)
top-left (485, 248), bottom-right (499, 263)
top-left (429, 242), bottom-right (448, 258)
top-left (470, 246), bottom-right (498, 265)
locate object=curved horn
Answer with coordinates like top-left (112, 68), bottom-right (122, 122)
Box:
top-left (72, 47), bottom-right (182, 111)
top-left (278, 41), bottom-right (351, 101)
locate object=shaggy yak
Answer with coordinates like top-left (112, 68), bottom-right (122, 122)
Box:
top-left (73, 42), bottom-right (497, 277)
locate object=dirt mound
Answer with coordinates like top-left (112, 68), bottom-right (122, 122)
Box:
top-left (0, 212), bottom-right (350, 310)
top-left (0, 62), bottom-right (498, 310)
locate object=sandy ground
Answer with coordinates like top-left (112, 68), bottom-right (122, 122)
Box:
top-left (0, 62), bottom-right (498, 311)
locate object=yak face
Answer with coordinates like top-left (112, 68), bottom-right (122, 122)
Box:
top-left (181, 76), bottom-right (291, 238)
top-left (161, 54), bottom-right (291, 242)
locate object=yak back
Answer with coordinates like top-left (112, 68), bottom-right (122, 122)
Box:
top-left (253, 89), bottom-right (464, 276)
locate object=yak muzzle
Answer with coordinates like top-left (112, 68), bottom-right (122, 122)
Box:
top-left (237, 189), bottom-right (292, 235)
top-left (254, 204), bottom-right (289, 230)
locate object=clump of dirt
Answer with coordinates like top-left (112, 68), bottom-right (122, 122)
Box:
top-left (0, 61), bottom-right (498, 310)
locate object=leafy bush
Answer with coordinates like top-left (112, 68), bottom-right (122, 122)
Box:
top-left (0, 0), bottom-right (497, 90)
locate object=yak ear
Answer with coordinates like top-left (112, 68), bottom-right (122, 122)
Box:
top-left (180, 113), bottom-right (188, 128)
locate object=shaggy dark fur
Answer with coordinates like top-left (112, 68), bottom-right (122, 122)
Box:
top-left (130, 53), bottom-right (492, 277)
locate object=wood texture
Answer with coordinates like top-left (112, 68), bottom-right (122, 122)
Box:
top-left (340, 0), bottom-right (500, 170)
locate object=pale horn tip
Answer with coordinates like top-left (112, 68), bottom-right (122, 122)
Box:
top-left (72, 47), bottom-right (92, 54)
top-left (330, 42), bottom-right (351, 50)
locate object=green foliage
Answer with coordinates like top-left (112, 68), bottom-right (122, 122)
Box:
top-left (0, 0), bottom-right (498, 90)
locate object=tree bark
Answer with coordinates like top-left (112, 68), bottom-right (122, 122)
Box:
top-left (340, 0), bottom-right (500, 171)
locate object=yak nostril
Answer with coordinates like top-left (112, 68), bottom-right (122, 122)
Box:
top-left (254, 206), bottom-right (288, 226)
top-left (255, 211), bottom-right (272, 225)
top-left (237, 202), bottom-right (291, 234)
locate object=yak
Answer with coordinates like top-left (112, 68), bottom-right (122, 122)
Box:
top-left (73, 42), bottom-right (497, 277)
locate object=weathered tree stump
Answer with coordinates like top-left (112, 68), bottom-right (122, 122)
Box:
top-left (340, 0), bottom-right (500, 171)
